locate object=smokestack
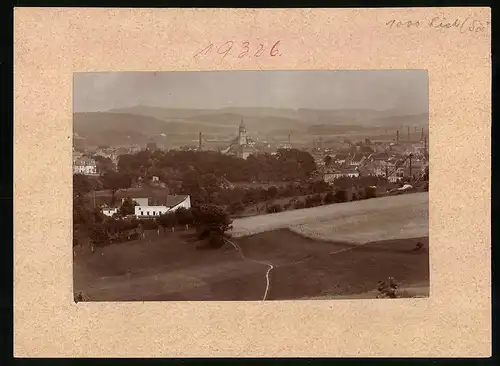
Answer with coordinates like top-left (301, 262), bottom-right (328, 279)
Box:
top-left (396, 130), bottom-right (399, 144)
top-left (199, 132), bottom-right (202, 151)
top-left (288, 133), bottom-right (291, 145)
top-left (407, 126), bottom-right (410, 141)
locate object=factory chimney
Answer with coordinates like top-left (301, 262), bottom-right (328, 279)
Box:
top-left (198, 132), bottom-right (202, 151)
top-left (407, 126), bottom-right (410, 141)
top-left (288, 133), bottom-right (291, 146)
top-left (396, 130), bottom-right (399, 144)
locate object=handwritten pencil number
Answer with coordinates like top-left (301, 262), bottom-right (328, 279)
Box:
top-left (254, 44), bottom-right (265, 57)
top-left (218, 41), bottom-right (234, 59)
top-left (270, 40), bottom-right (281, 56)
top-left (238, 41), bottom-right (250, 58)
top-left (194, 43), bottom-right (213, 58)
top-left (195, 40), bottom-right (282, 59)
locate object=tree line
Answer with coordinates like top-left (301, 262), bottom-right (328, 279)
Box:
top-left (74, 194), bottom-right (233, 250)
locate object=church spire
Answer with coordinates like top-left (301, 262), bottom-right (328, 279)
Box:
top-left (239, 119), bottom-right (246, 132)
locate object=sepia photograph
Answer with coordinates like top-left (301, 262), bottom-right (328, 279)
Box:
top-left (73, 70), bottom-right (429, 302)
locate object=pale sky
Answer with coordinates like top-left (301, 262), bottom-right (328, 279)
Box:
top-left (73, 70), bottom-right (428, 114)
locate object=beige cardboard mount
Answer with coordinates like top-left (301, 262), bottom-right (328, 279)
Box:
top-left (14, 7), bottom-right (491, 357)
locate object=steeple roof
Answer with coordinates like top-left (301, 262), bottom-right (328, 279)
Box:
top-left (239, 119), bottom-right (246, 131)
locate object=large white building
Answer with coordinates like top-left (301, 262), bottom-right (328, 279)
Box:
top-left (101, 195), bottom-right (192, 218)
top-left (73, 156), bottom-right (98, 175)
top-left (134, 195), bottom-right (191, 218)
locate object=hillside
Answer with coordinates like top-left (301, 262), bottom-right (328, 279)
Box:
top-left (110, 106), bottom-right (428, 129)
top-left (73, 107), bottom-right (428, 147)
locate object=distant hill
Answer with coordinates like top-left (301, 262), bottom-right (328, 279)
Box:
top-left (108, 106), bottom-right (308, 133)
top-left (74, 107), bottom-right (428, 147)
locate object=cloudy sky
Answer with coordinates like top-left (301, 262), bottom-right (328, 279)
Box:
top-left (73, 70), bottom-right (428, 114)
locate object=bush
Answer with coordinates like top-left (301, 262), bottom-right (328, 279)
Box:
top-left (305, 193), bottom-right (323, 207)
top-left (139, 218), bottom-right (158, 230)
top-left (229, 201), bottom-right (245, 214)
top-left (294, 200), bottom-right (306, 209)
top-left (175, 207), bottom-right (194, 227)
top-left (266, 203), bottom-right (283, 213)
top-left (192, 204), bottom-right (233, 234)
top-left (365, 186), bottom-right (377, 199)
top-left (267, 186), bottom-right (278, 199)
top-left (334, 190), bottom-right (348, 203)
top-left (323, 192), bottom-right (335, 204)
top-left (208, 231), bottom-right (226, 249)
top-left (157, 212), bottom-right (177, 229)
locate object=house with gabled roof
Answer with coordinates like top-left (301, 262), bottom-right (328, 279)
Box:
top-left (134, 195), bottom-right (191, 218)
top-left (100, 194), bottom-right (191, 218)
top-left (348, 154), bottom-right (366, 167)
top-left (73, 156), bottom-right (98, 175)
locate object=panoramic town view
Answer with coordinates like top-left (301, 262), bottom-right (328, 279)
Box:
top-left (73, 70), bottom-right (429, 301)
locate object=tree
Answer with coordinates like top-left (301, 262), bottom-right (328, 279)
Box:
top-left (266, 203), bottom-right (282, 213)
top-left (324, 155), bottom-right (333, 166)
top-left (118, 198), bottom-right (138, 217)
top-left (94, 156), bottom-right (115, 174)
top-left (323, 192), bottom-right (335, 204)
top-left (365, 186), bottom-right (377, 199)
top-left (101, 171), bottom-right (132, 205)
top-left (229, 201), bottom-right (245, 214)
top-left (267, 185), bottom-right (278, 199)
top-left (158, 212), bottom-right (177, 231)
top-left (175, 207), bottom-right (194, 230)
top-left (308, 180), bottom-right (330, 194)
top-left (294, 200), bottom-right (306, 209)
top-left (334, 189), bottom-right (348, 203)
top-left (192, 204), bottom-right (233, 247)
top-left (88, 224), bottom-right (109, 246)
top-left (73, 174), bottom-right (93, 197)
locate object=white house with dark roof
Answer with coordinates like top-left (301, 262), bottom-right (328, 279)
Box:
top-left (100, 195), bottom-right (192, 218)
top-left (134, 195), bottom-right (191, 218)
top-left (73, 156), bottom-right (98, 175)
top-left (102, 207), bottom-right (119, 217)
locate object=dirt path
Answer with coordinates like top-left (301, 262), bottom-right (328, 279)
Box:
top-left (224, 238), bottom-right (274, 301)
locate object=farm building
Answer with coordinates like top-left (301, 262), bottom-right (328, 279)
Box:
top-left (99, 193), bottom-right (191, 218)
top-left (134, 195), bottom-right (191, 218)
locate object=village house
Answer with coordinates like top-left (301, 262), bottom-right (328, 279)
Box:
top-left (102, 207), bottom-right (118, 217)
top-left (73, 156), bottom-right (98, 175)
top-left (134, 195), bottom-right (191, 218)
top-left (333, 153), bottom-right (349, 165)
top-left (348, 154), bottom-right (366, 167)
top-left (342, 168), bottom-right (360, 178)
top-left (100, 195), bottom-right (191, 218)
top-left (363, 161), bottom-right (387, 177)
top-left (321, 168), bottom-right (343, 184)
top-left (320, 167), bottom-right (360, 184)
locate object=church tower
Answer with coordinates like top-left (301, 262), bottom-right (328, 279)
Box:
top-left (238, 119), bottom-right (247, 146)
